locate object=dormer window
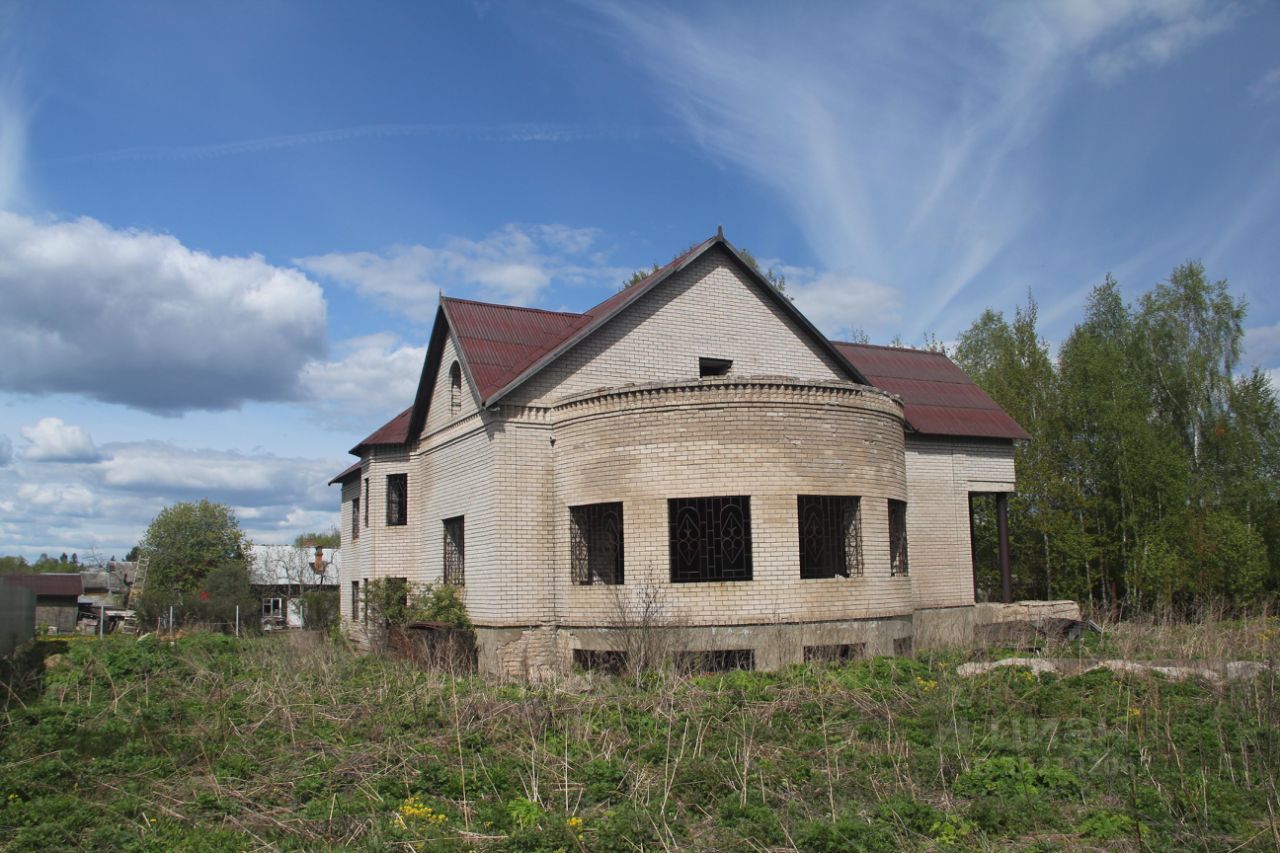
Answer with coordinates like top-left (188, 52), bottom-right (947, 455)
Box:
top-left (449, 361), bottom-right (462, 416)
top-left (699, 357), bottom-right (732, 377)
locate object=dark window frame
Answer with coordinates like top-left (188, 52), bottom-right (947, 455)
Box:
top-left (668, 496), bottom-right (753, 583)
top-left (350, 581), bottom-right (359, 620)
top-left (352, 496), bottom-right (360, 541)
top-left (443, 516), bottom-right (465, 585)
top-left (797, 495), bottom-right (863, 579)
top-left (889, 499), bottom-right (909, 577)
top-left (363, 478), bottom-right (369, 527)
top-left (386, 473), bottom-right (408, 526)
top-left (570, 502), bottom-right (624, 585)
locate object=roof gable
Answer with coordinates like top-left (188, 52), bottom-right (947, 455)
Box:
top-left (835, 343), bottom-right (1031, 441)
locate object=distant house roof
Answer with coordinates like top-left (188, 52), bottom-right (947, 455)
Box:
top-left (834, 343), bottom-right (1031, 441)
top-left (4, 573), bottom-right (83, 598)
top-left (248, 544), bottom-right (341, 588)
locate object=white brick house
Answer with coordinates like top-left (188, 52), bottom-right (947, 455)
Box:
top-left (331, 232), bottom-right (1028, 678)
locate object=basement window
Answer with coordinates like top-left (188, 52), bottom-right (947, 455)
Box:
top-left (798, 495), bottom-right (863, 579)
top-left (573, 649), bottom-right (628, 674)
top-left (386, 473), bottom-right (408, 526)
top-left (570, 502), bottom-right (624, 585)
top-left (443, 516), bottom-right (465, 585)
top-left (889, 500), bottom-right (909, 577)
top-left (804, 643), bottom-right (866, 664)
top-left (669, 496), bottom-right (753, 582)
top-left (674, 649), bottom-right (755, 673)
top-left (698, 357), bottom-right (733, 377)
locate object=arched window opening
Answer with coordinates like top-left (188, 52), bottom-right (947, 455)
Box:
top-left (449, 362), bottom-right (462, 416)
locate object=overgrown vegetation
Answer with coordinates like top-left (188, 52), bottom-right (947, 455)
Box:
top-left (957, 263), bottom-right (1280, 612)
top-left (2, 618), bottom-right (1277, 851)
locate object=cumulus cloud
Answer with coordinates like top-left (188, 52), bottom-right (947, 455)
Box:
top-left (20, 417), bottom-right (100, 462)
top-left (300, 333), bottom-right (425, 425)
top-left (297, 223), bottom-right (628, 319)
top-left (0, 211), bottom-right (328, 413)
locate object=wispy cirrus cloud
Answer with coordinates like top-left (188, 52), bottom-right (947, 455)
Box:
top-left (66, 122), bottom-right (673, 163)
top-left (297, 223), bottom-right (629, 317)
top-left (587, 0), bottom-right (1241, 340)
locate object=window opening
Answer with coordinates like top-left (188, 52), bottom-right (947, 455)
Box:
top-left (674, 649), bottom-right (754, 673)
top-left (804, 643), bottom-right (865, 664)
top-left (889, 499), bottom-right (909, 576)
top-left (798, 495), bottom-right (863, 578)
top-left (668, 496), bottom-right (753, 582)
top-left (571, 502), bottom-right (624, 585)
top-left (350, 581), bottom-right (359, 620)
top-left (386, 474), bottom-right (408, 526)
top-left (363, 478), bottom-right (369, 527)
top-left (449, 361), bottom-right (462, 416)
top-left (443, 516), bottom-right (465, 585)
top-left (698, 357), bottom-right (732, 377)
top-left (573, 649), bottom-right (628, 673)
top-left (352, 497), bottom-right (360, 540)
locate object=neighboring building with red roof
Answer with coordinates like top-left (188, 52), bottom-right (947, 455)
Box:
top-left (331, 232), bottom-right (1027, 678)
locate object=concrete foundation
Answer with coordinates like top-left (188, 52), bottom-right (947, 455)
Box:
top-left (476, 616), bottom-right (915, 679)
top-left (912, 605), bottom-right (977, 650)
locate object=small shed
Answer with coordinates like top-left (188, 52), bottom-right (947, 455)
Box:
top-left (3, 573), bottom-right (83, 634)
top-left (0, 578), bottom-right (36, 655)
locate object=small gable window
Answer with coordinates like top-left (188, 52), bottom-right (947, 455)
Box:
top-left (449, 362), bottom-right (462, 416)
top-left (699, 357), bottom-right (732, 378)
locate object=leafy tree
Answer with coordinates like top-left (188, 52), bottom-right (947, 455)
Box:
top-left (293, 528), bottom-right (340, 549)
top-left (0, 555), bottom-right (30, 574)
top-left (135, 500), bottom-right (251, 623)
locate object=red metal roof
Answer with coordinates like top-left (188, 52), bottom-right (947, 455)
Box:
top-left (328, 460), bottom-right (363, 485)
top-left (348, 406), bottom-right (412, 454)
top-left (3, 573), bottom-right (83, 598)
top-left (835, 343), bottom-right (1030, 441)
top-left (443, 299), bottom-right (591, 401)
top-left (346, 239), bottom-right (1027, 453)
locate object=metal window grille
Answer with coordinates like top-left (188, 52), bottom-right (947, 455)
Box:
top-left (352, 497), bottom-right (360, 540)
top-left (889, 499), bottom-right (909, 576)
top-left (798, 495), bottom-right (862, 579)
top-left (350, 581), bottom-right (359, 620)
top-left (668, 496), bottom-right (753, 582)
top-left (386, 474), bottom-right (408, 526)
top-left (570, 502), bottom-right (624, 585)
top-left (443, 516), bottom-right (465, 585)
top-left (363, 478), bottom-right (369, 526)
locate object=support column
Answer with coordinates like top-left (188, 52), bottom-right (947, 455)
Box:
top-left (997, 492), bottom-right (1012, 604)
top-left (968, 493), bottom-right (979, 600)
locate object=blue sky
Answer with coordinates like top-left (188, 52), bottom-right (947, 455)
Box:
top-left (1, 1), bottom-right (1278, 560)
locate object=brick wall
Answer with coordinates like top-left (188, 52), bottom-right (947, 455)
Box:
top-left (905, 436), bottom-right (1016, 610)
top-left (505, 247), bottom-right (849, 407)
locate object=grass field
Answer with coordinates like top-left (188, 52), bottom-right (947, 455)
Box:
top-left (1, 616), bottom-right (1278, 851)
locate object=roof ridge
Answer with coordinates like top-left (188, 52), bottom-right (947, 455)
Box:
top-left (442, 296), bottom-right (585, 318)
top-left (833, 341), bottom-right (948, 355)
